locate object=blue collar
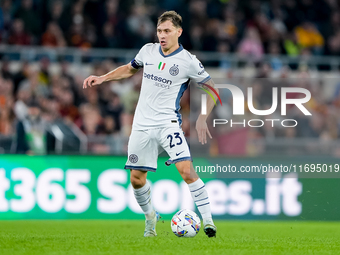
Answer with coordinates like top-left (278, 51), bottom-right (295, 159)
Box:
top-left (159, 44), bottom-right (183, 58)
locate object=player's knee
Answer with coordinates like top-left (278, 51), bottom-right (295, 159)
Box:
top-left (130, 173), bottom-right (146, 189)
top-left (180, 167), bottom-right (196, 184)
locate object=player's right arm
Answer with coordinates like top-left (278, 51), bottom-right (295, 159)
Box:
top-left (196, 78), bottom-right (219, 144)
top-left (83, 63), bottom-right (139, 89)
top-left (187, 55), bottom-right (219, 144)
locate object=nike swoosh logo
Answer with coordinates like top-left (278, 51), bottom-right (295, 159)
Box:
top-left (145, 63), bottom-right (154, 65)
top-left (195, 192), bottom-right (204, 197)
top-left (176, 151), bottom-right (184, 156)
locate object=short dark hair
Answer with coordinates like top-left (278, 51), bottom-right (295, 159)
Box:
top-left (157, 11), bottom-right (182, 28)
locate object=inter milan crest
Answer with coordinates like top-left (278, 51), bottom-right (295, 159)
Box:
top-left (129, 154), bottom-right (138, 163)
top-left (169, 64), bottom-right (179, 76)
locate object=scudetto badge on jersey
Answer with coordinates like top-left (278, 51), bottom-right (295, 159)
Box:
top-left (169, 64), bottom-right (179, 76)
top-left (158, 62), bottom-right (166, 70)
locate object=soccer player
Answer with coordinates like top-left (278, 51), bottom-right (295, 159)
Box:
top-left (83, 11), bottom-right (218, 238)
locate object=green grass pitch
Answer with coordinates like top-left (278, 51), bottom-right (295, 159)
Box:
top-left (1, 220), bottom-right (340, 255)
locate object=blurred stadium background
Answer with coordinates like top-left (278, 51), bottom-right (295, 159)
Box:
top-left (0, 0), bottom-right (340, 224)
top-left (1, 0), bottom-right (340, 155)
top-left (2, 1), bottom-right (340, 254)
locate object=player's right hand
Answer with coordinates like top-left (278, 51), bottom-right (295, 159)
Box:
top-left (196, 115), bottom-right (212, 145)
top-left (83, 75), bottom-right (104, 89)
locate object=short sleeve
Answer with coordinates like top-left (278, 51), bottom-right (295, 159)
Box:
top-left (188, 56), bottom-right (211, 85)
top-left (130, 45), bottom-right (147, 69)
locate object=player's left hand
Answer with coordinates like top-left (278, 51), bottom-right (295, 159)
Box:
top-left (196, 115), bottom-right (212, 145)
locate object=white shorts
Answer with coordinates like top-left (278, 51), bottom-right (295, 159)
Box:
top-left (124, 126), bottom-right (191, 172)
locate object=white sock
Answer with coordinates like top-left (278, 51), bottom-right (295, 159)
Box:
top-left (188, 178), bottom-right (213, 226)
top-left (133, 181), bottom-right (155, 220)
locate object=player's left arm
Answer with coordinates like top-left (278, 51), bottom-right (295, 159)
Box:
top-left (196, 78), bottom-right (219, 145)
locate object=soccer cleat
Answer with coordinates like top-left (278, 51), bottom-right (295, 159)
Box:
top-left (144, 211), bottom-right (160, 237)
top-left (204, 223), bottom-right (217, 238)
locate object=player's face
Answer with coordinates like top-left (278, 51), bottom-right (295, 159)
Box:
top-left (157, 20), bottom-right (182, 51)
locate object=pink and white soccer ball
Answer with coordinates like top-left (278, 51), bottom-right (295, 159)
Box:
top-left (171, 209), bottom-right (201, 237)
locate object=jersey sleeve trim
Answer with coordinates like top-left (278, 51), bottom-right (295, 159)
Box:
top-left (130, 58), bottom-right (143, 69)
top-left (197, 76), bottom-right (211, 85)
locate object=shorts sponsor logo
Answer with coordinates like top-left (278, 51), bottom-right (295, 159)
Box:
top-left (129, 154), bottom-right (139, 163)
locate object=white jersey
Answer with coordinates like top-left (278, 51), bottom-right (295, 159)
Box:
top-left (130, 43), bottom-right (211, 130)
